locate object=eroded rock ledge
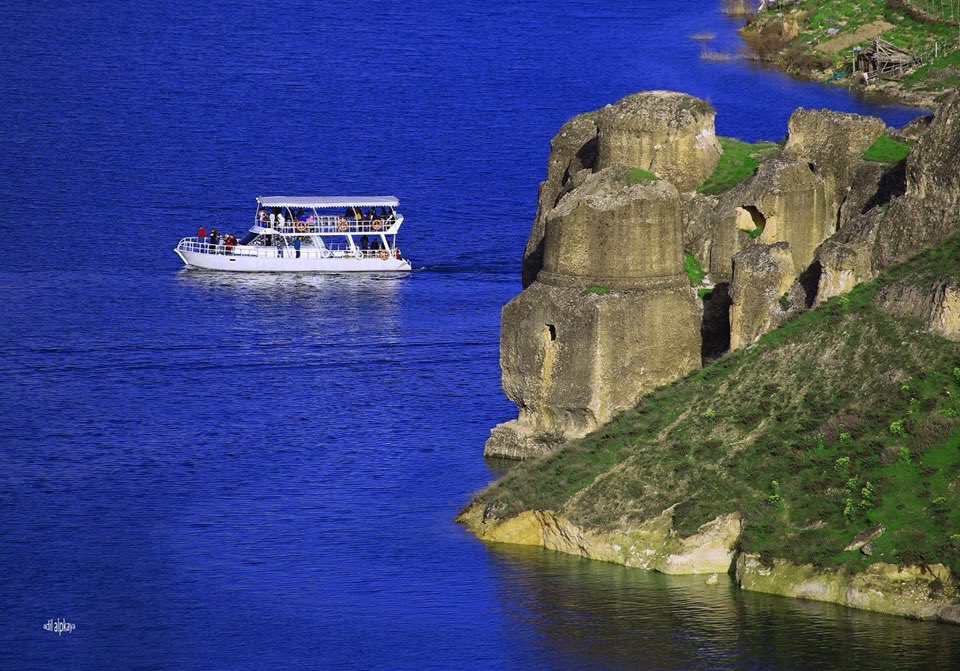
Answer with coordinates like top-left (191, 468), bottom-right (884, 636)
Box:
top-left (458, 504), bottom-right (960, 625)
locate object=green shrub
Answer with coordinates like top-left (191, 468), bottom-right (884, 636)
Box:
top-left (890, 419), bottom-right (907, 437)
top-left (860, 481), bottom-right (876, 511)
top-left (843, 497), bottom-right (856, 520)
top-left (684, 252), bottom-right (706, 287)
top-left (834, 456), bottom-right (850, 476)
top-left (767, 480), bottom-right (783, 507)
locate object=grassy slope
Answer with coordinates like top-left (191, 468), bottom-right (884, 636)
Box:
top-left (477, 236), bottom-right (960, 574)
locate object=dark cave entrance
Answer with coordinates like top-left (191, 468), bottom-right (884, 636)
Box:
top-left (701, 283), bottom-right (731, 364)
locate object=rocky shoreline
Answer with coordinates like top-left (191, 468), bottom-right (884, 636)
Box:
top-left (458, 504), bottom-right (960, 625)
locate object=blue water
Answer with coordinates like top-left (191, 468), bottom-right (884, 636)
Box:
top-left (2, 1), bottom-right (958, 669)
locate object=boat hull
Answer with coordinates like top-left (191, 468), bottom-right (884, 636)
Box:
top-left (175, 249), bottom-right (412, 272)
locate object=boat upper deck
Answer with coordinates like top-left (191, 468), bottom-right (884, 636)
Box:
top-left (254, 196), bottom-right (403, 236)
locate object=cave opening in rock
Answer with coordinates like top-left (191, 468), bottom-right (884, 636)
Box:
top-left (701, 283), bottom-right (731, 363)
top-left (546, 324), bottom-right (557, 341)
top-left (735, 205), bottom-right (767, 236)
top-left (798, 260), bottom-right (822, 308)
top-left (743, 205), bottom-right (766, 231)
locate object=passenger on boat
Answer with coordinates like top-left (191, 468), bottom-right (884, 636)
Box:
top-left (225, 235), bottom-right (236, 254)
top-left (197, 225), bottom-right (206, 245)
top-left (294, 238), bottom-right (301, 259)
top-left (360, 235), bottom-right (369, 250)
top-left (371, 238), bottom-right (381, 251)
top-left (209, 228), bottom-right (219, 253)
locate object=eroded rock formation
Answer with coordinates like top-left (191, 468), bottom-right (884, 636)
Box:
top-left (595, 91), bottom-right (722, 191)
top-left (491, 89), bottom-right (960, 460)
top-left (817, 92), bottom-right (960, 300)
top-left (488, 166), bottom-right (701, 459)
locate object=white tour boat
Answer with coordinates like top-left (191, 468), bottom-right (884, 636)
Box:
top-left (175, 196), bottom-right (412, 272)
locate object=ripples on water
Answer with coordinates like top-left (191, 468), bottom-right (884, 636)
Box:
top-left (1, 0), bottom-right (958, 668)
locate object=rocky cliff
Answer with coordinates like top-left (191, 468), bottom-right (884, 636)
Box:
top-left (470, 90), bottom-right (960, 623)
top-left (488, 89), bottom-right (960, 460)
top-left (466, 230), bottom-right (960, 623)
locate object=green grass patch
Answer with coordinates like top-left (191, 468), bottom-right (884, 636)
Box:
top-left (475, 235), bottom-right (960, 574)
top-left (581, 285), bottom-right (611, 296)
top-left (862, 135), bottom-right (914, 164)
top-left (684, 252), bottom-right (706, 287)
top-left (627, 167), bottom-right (658, 184)
top-left (698, 137), bottom-right (779, 195)
top-left (697, 287), bottom-right (714, 299)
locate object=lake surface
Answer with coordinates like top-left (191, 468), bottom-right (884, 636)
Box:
top-left (1, 1), bottom-right (958, 668)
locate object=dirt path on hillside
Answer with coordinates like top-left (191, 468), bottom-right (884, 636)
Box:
top-left (815, 20), bottom-right (894, 53)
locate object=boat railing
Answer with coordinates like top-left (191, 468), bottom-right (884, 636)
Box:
top-left (177, 238), bottom-right (400, 261)
top-left (257, 215), bottom-right (400, 235)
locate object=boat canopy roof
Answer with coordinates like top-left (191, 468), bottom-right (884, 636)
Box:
top-left (257, 196), bottom-right (399, 209)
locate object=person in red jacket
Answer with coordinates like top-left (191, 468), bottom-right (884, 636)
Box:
top-left (197, 225), bottom-right (207, 247)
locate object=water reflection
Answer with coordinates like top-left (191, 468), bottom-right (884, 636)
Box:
top-left (176, 268), bottom-right (408, 338)
top-left (487, 543), bottom-right (960, 670)
top-left (176, 267), bottom-right (408, 302)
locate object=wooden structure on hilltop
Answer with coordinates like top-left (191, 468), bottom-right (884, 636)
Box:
top-left (854, 37), bottom-right (921, 79)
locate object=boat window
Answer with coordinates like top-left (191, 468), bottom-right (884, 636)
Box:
top-left (238, 231), bottom-right (257, 245)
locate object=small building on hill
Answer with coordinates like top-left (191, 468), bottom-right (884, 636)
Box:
top-left (854, 38), bottom-right (920, 79)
